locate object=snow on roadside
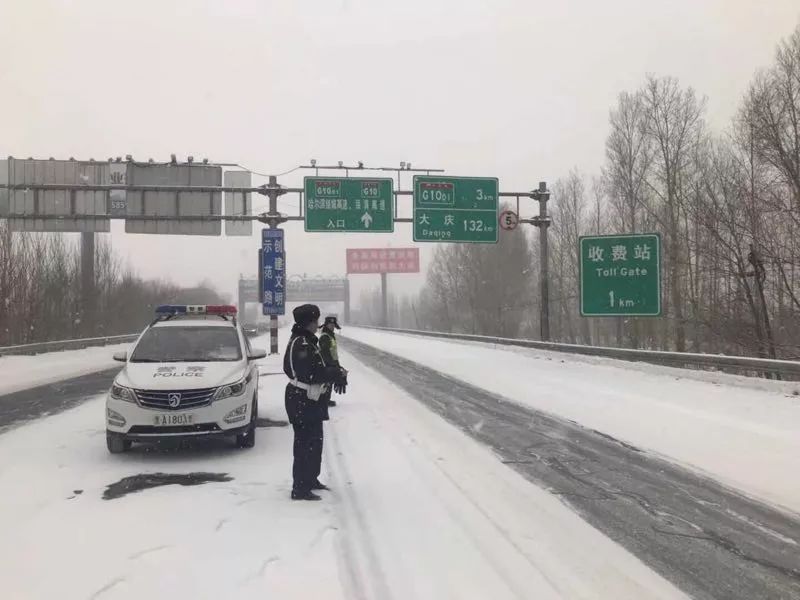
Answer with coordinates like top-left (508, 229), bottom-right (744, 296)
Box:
top-left (0, 351), bottom-right (344, 600)
top-left (0, 343), bottom-right (131, 396)
top-left (491, 337), bottom-right (800, 395)
top-left (345, 328), bottom-right (800, 515)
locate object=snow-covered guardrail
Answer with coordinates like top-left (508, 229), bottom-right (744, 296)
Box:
top-left (0, 334), bottom-right (139, 357)
top-left (365, 327), bottom-right (800, 378)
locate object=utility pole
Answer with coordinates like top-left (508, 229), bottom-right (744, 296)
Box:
top-left (380, 272), bottom-right (388, 327)
top-left (80, 232), bottom-right (95, 336)
top-left (531, 182), bottom-right (551, 341)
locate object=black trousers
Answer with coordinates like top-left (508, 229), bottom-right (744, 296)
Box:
top-left (292, 420), bottom-right (323, 493)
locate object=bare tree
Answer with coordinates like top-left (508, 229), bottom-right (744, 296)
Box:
top-left (551, 170), bottom-right (588, 343)
top-left (641, 75), bottom-right (707, 351)
top-left (604, 90), bottom-right (654, 233)
top-left (417, 207), bottom-right (534, 337)
top-left (747, 25), bottom-right (800, 213)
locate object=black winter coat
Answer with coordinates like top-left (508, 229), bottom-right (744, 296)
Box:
top-left (283, 327), bottom-right (341, 424)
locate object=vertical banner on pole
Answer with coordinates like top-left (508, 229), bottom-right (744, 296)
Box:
top-left (261, 229), bottom-right (286, 316)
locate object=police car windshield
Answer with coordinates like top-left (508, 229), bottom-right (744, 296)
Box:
top-left (130, 326), bottom-right (242, 362)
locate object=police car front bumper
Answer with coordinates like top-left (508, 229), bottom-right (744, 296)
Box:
top-left (106, 393), bottom-right (253, 440)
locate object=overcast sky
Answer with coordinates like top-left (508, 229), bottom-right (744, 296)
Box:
top-left (2, 0), bottom-right (799, 307)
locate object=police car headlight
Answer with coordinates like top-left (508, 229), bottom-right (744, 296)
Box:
top-left (214, 379), bottom-right (246, 401)
top-left (110, 384), bottom-right (136, 403)
top-left (224, 404), bottom-right (249, 424)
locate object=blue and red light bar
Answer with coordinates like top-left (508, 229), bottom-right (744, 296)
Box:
top-left (155, 305), bottom-right (237, 316)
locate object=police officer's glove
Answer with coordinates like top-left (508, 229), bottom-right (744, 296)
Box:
top-left (334, 371), bottom-right (348, 394)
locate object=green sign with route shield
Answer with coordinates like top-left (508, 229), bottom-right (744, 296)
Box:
top-left (304, 177), bottom-right (394, 233)
top-left (413, 176), bottom-right (498, 243)
top-left (579, 233), bottom-right (661, 316)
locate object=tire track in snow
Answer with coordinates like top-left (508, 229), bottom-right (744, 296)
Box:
top-left (326, 424), bottom-right (396, 600)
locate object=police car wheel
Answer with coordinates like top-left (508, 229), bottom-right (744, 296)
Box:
top-left (236, 396), bottom-right (257, 449)
top-left (106, 431), bottom-right (132, 454)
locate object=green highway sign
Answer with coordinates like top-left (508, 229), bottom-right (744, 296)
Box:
top-left (304, 177), bottom-right (394, 233)
top-left (413, 176), bottom-right (499, 243)
top-left (579, 233), bottom-right (661, 316)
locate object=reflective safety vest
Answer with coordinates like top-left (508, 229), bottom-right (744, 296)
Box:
top-left (319, 331), bottom-right (339, 364)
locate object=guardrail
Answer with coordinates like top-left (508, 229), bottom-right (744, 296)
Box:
top-left (0, 334), bottom-right (139, 357)
top-left (365, 327), bottom-right (800, 379)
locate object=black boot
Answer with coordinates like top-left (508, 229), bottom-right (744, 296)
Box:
top-left (327, 400), bottom-right (337, 407)
top-left (291, 490), bottom-right (322, 501)
top-left (312, 480), bottom-right (330, 491)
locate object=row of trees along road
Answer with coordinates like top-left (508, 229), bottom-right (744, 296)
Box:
top-left (0, 223), bottom-right (229, 346)
top-left (387, 24), bottom-right (800, 360)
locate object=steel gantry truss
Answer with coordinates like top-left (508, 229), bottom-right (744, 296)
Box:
top-left (1, 161), bottom-right (553, 349)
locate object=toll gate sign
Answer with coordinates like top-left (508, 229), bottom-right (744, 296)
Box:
top-left (579, 233), bottom-right (661, 316)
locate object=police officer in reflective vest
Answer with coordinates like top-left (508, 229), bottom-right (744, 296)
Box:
top-left (319, 315), bottom-right (347, 407)
top-left (283, 304), bottom-right (346, 501)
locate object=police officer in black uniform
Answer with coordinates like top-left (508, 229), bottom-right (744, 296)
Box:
top-left (319, 315), bottom-right (347, 408)
top-left (284, 304), bottom-right (346, 501)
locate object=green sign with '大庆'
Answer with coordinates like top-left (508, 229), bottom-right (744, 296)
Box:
top-left (413, 176), bottom-right (498, 243)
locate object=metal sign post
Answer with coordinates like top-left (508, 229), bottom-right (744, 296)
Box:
top-left (531, 183), bottom-right (551, 341)
top-left (262, 176), bottom-right (288, 355)
top-left (579, 233), bottom-right (662, 316)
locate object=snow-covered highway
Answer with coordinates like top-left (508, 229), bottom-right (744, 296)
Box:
top-left (0, 330), bottom-right (798, 599)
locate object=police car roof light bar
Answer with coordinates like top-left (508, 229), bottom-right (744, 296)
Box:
top-left (154, 305), bottom-right (237, 316)
top-left (206, 305), bottom-right (237, 315)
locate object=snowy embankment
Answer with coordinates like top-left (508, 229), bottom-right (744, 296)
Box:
top-left (0, 343), bottom-right (131, 396)
top-left (345, 327), bottom-right (800, 515)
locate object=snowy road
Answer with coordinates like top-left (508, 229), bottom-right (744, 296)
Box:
top-left (1, 331), bottom-right (799, 599)
top-left (342, 336), bottom-right (800, 600)
top-left (345, 327), bottom-right (800, 514)
top-left (0, 335), bottom-right (687, 600)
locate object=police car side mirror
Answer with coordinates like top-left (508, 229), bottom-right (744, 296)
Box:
top-left (113, 351), bottom-right (128, 362)
top-left (248, 348), bottom-right (267, 361)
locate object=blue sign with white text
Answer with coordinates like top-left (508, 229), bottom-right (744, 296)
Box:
top-left (261, 229), bottom-right (286, 316)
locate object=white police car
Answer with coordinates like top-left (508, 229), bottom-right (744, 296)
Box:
top-left (105, 304), bottom-right (266, 453)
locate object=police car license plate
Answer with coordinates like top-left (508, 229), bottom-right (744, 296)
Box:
top-left (153, 413), bottom-right (194, 426)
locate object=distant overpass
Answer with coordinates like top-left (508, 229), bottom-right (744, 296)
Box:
top-left (238, 275), bottom-right (350, 322)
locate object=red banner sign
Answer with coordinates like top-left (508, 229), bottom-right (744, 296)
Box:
top-left (347, 248), bottom-right (420, 274)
